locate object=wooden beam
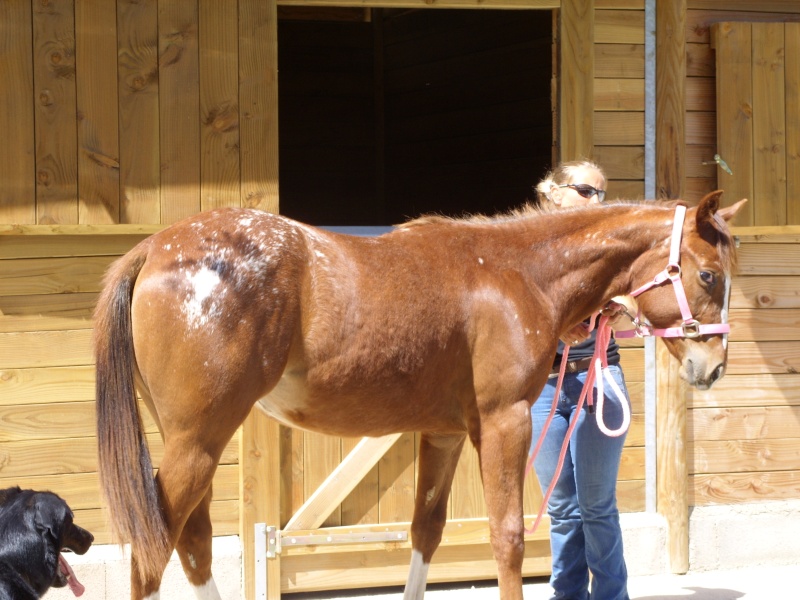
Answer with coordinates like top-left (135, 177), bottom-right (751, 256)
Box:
top-left (277, 0), bottom-right (560, 8)
top-left (559, 0), bottom-right (595, 161)
top-left (284, 434), bottom-right (403, 532)
top-left (655, 0), bottom-right (688, 575)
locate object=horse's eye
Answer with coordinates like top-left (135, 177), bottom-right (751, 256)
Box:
top-left (699, 271), bottom-right (716, 287)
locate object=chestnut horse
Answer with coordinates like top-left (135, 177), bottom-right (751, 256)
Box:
top-left (94, 191), bottom-right (744, 599)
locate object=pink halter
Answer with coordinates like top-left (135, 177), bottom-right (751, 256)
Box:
top-left (616, 204), bottom-right (731, 339)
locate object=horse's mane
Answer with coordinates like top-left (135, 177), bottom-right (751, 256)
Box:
top-left (397, 198), bottom-right (738, 273)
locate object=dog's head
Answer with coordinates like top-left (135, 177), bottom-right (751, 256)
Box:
top-left (0, 487), bottom-right (94, 597)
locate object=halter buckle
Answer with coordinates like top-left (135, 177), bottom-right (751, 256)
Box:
top-left (682, 319), bottom-right (702, 338)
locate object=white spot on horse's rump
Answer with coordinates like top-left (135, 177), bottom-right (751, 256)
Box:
top-left (478, 257), bottom-right (484, 265)
top-left (183, 266), bottom-right (222, 329)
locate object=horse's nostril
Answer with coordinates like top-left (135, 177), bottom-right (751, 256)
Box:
top-left (711, 364), bottom-right (725, 384)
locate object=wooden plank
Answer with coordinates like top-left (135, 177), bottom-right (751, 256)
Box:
top-left (286, 434), bottom-right (402, 531)
top-left (378, 431), bottom-right (416, 523)
top-left (158, 0), bottom-right (200, 223)
top-left (280, 538), bottom-right (552, 593)
top-left (450, 440), bottom-right (486, 520)
top-left (75, 0), bottom-right (120, 224)
top-left (559, 0), bottom-right (594, 161)
top-left (752, 23), bottom-right (786, 226)
top-left (341, 436), bottom-right (379, 526)
top-left (688, 8), bottom-right (800, 45)
top-left (732, 227), bottom-right (800, 242)
top-left (0, 365), bottom-right (95, 406)
top-left (606, 179), bottom-right (645, 200)
top-left (691, 373), bottom-right (800, 408)
top-left (656, 0), bottom-right (687, 201)
top-left (690, 406), bottom-right (800, 441)
top-left (0, 295), bottom-right (96, 326)
top-left (595, 8), bottom-right (644, 44)
top-left (303, 431), bottom-right (343, 527)
top-left (0, 432), bottom-right (238, 480)
top-left (0, 329), bottom-right (93, 370)
top-left (33, 0), bottom-right (78, 225)
top-left (594, 111), bottom-right (645, 145)
top-left (689, 439), bottom-right (800, 475)
top-left (240, 0), bottom-right (280, 213)
top-left (726, 341), bottom-right (800, 375)
top-left (737, 244), bottom-right (800, 275)
top-left (199, 0), bottom-right (241, 212)
top-left (727, 308), bottom-right (800, 342)
top-left (686, 145), bottom-right (717, 178)
top-left (117, 0), bottom-right (160, 223)
top-left (686, 42), bottom-right (714, 77)
top-left (0, 0), bottom-right (35, 224)
top-left (784, 23), bottom-right (800, 225)
top-left (685, 111), bottom-right (715, 146)
top-left (594, 146), bottom-right (644, 179)
top-left (785, 23), bottom-right (800, 225)
top-left (0, 231), bottom-right (155, 259)
top-left (0, 255), bottom-right (114, 296)
top-left (713, 23), bottom-right (754, 225)
top-left (593, 78), bottom-right (644, 111)
top-left (595, 43), bottom-right (644, 79)
top-left (691, 471), bottom-right (800, 506)
top-left (686, 76), bottom-right (715, 112)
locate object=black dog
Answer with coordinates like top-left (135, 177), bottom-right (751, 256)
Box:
top-left (0, 487), bottom-right (94, 599)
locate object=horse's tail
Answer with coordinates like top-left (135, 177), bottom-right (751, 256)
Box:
top-left (94, 243), bottom-right (170, 580)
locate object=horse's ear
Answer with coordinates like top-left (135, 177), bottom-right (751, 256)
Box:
top-left (695, 190), bottom-right (724, 223)
top-left (717, 197), bottom-right (748, 223)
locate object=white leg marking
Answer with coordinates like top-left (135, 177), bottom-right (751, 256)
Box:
top-left (193, 578), bottom-right (222, 600)
top-left (143, 593), bottom-right (160, 600)
top-left (403, 549), bottom-right (430, 600)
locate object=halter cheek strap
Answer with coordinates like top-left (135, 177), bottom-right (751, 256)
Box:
top-left (616, 204), bottom-right (731, 339)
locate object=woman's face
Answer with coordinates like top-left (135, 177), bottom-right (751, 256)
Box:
top-left (550, 165), bottom-right (606, 208)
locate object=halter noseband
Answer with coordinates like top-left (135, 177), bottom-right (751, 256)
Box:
top-left (616, 204), bottom-right (731, 340)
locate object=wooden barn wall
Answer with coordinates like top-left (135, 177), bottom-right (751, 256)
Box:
top-left (684, 1), bottom-right (800, 215)
top-left (689, 228), bottom-right (800, 506)
top-left (0, 228), bottom-right (240, 545)
top-left (593, 1), bottom-right (646, 201)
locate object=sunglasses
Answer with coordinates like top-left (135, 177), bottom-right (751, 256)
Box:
top-left (557, 183), bottom-right (606, 203)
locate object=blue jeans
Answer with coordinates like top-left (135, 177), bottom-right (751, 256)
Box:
top-left (531, 364), bottom-right (630, 600)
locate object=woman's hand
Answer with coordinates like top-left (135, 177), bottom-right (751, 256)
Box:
top-left (560, 322), bottom-right (591, 346)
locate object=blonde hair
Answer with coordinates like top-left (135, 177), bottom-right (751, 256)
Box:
top-left (535, 159), bottom-right (606, 203)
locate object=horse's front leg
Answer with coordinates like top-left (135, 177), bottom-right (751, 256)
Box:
top-left (475, 399), bottom-right (532, 600)
top-left (403, 432), bottom-right (467, 600)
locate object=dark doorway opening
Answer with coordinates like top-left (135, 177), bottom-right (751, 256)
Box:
top-left (278, 8), bottom-right (553, 226)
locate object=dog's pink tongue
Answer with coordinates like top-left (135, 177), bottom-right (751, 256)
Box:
top-left (59, 554), bottom-right (85, 596)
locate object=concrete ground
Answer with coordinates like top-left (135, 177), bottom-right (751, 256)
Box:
top-left (286, 565), bottom-right (799, 599)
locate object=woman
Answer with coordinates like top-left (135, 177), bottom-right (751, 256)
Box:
top-left (531, 160), bottom-right (632, 600)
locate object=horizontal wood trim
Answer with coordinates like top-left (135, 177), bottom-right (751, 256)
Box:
top-left (594, 78), bottom-right (645, 111)
top-left (733, 227), bottom-right (800, 242)
top-left (726, 341), bottom-right (800, 375)
top-left (687, 7), bottom-right (800, 45)
top-left (689, 406), bottom-right (800, 441)
top-left (730, 275), bottom-right (800, 309)
top-left (0, 329), bottom-right (93, 369)
top-left (728, 308), bottom-right (800, 342)
top-left (0, 365), bottom-right (95, 405)
top-left (594, 111), bottom-right (645, 145)
top-left (691, 374), bottom-right (800, 408)
top-left (595, 43), bottom-right (644, 78)
top-left (0, 296), bottom-right (96, 329)
top-left (0, 433), bottom-right (239, 479)
top-left (0, 232), bottom-right (154, 260)
top-left (0, 256), bottom-right (113, 296)
top-left (690, 471), bottom-right (800, 506)
top-left (594, 145), bottom-right (645, 179)
top-left (595, 9), bottom-right (645, 44)
top-left (737, 244), bottom-right (800, 274)
top-left (689, 438), bottom-right (800, 475)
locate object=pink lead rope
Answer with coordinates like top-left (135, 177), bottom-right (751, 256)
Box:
top-left (525, 204), bottom-right (731, 534)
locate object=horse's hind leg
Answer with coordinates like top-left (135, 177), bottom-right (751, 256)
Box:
top-left (175, 487), bottom-right (222, 599)
top-left (132, 443), bottom-right (220, 600)
top-left (403, 432), bottom-right (466, 600)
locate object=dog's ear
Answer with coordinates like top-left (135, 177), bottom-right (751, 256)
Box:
top-left (34, 495), bottom-right (70, 545)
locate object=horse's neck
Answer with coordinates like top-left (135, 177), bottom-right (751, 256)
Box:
top-left (526, 206), bottom-right (672, 329)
